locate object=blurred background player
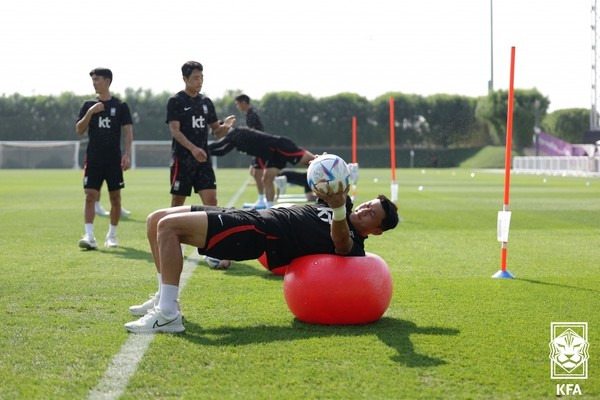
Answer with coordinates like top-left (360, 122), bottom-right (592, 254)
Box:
top-left (209, 127), bottom-right (316, 208)
top-left (95, 190), bottom-right (131, 217)
top-left (234, 94), bottom-right (267, 209)
top-left (275, 169), bottom-right (317, 202)
top-left (76, 67), bottom-right (133, 249)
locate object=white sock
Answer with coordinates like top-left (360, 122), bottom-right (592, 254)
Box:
top-left (85, 224), bottom-right (94, 237)
top-left (108, 224), bottom-right (117, 237)
top-left (156, 273), bottom-right (162, 297)
top-left (265, 201), bottom-right (274, 208)
top-left (158, 284), bottom-right (179, 316)
top-left (95, 201), bottom-right (102, 211)
top-left (257, 194), bottom-right (265, 203)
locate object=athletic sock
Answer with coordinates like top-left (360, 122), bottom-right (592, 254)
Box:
top-left (257, 194), bottom-right (265, 203)
top-left (108, 224), bottom-right (117, 237)
top-left (265, 201), bottom-right (274, 208)
top-left (156, 273), bottom-right (162, 298)
top-left (158, 284), bottom-right (179, 316)
top-left (85, 223), bottom-right (94, 237)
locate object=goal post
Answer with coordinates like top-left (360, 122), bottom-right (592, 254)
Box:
top-left (0, 140), bottom-right (81, 169)
top-left (0, 140), bottom-right (218, 169)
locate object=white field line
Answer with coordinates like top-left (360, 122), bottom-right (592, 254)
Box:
top-left (87, 177), bottom-right (250, 400)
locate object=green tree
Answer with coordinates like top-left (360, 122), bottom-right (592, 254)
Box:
top-left (476, 88), bottom-right (549, 149)
top-left (424, 94), bottom-right (477, 148)
top-left (540, 108), bottom-right (589, 143)
top-left (371, 93), bottom-right (428, 147)
top-left (312, 93), bottom-right (371, 147)
top-left (260, 92), bottom-right (319, 145)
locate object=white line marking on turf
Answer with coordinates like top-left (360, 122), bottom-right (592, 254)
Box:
top-left (87, 177), bottom-right (250, 400)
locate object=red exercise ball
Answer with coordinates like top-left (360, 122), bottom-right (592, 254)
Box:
top-left (283, 252), bottom-right (392, 325)
top-left (257, 252), bottom-right (287, 276)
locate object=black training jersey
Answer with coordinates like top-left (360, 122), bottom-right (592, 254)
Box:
top-left (208, 127), bottom-right (280, 159)
top-left (260, 198), bottom-right (365, 267)
top-left (166, 91), bottom-right (218, 159)
top-left (78, 97), bottom-right (132, 164)
top-left (246, 107), bottom-right (264, 131)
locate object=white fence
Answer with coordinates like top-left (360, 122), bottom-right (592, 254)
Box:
top-left (513, 156), bottom-right (600, 177)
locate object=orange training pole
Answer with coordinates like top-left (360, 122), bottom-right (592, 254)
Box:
top-left (389, 97), bottom-right (396, 182)
top-left (352, 116), bottom-right (357, 164)
top-left (503, 46), bottom-right (516, 208)
top-left (493, 46), bottom-right (516, 279)
top-left (389, 97), bottom-right (398, 202)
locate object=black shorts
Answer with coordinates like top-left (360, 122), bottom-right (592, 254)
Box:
top-left (265, 137), bottom-right (306, 169)
top-left (170, 157), bottom-right (216, 196)
top-left (250, 156), bottom-right (264, 169)
top-left (83, 160), bottom-right (124, 191)
top-left (191, 206), bottom-right (269, 261)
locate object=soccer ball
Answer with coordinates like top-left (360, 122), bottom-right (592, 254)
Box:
top-left (306, 154), bottom-right (351, 193)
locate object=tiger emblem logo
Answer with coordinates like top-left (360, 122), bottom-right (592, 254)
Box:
top-left (549, 325), bottom-right (589, 377)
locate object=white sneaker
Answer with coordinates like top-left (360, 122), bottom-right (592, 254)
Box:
top-left (204, 256), bottom-right (231, 270)
top-left (121, 207), bottom-right (132, 217)
top-left (104, 235), bottom-right (118, 248)
top-left (129, 294), bottom-right (158, 316)
top-left (95, 204), bottom-right (109, 217)
top-left (78, 234), bottom-right (97, 250)
top-left (124, 307), bottom-right (185, 334)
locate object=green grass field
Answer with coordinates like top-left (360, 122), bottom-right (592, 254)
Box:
top-left (1, 167), bottom-right (598, 399)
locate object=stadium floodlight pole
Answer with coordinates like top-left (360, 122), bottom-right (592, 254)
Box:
top-left (389, 97), bottom-right (398, 202)
top-left (493, 46), bottom-right (516, 279)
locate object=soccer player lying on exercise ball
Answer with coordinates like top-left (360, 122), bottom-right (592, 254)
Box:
top-left (125, 183), bottom-right (399, 334)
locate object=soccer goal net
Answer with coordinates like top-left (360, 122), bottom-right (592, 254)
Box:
top-left (0, 140), bottom-right (219, 169)
top-left (0, 141), bottom-right (81, 169)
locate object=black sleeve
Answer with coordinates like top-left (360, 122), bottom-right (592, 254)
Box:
top-left (207, 134), bottom-right (236, 156)
top-left (119, 102), bottom-right (133, 126)
top-left (77, 100), bottom-right (94, 123)
top-left (165, 96), bottom-right (181, 124)
top-left (246, 110), bottom-right (264, 131)
top-left (204, 97), bottom-right (219, 125)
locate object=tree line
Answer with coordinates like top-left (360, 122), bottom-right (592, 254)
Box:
top-left (0, 88), bottom-right (589, 149)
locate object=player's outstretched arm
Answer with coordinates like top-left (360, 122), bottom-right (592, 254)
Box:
top-left (207, 134), bottom-right (236, 157)
top-left (314, 184), bottom-right (353, 255)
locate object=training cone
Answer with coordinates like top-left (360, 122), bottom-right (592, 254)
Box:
top-left (492, 270), bottom-right (515, 279)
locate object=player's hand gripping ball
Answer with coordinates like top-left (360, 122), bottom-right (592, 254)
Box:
top-left (306, 154), bottom-right (351, 193)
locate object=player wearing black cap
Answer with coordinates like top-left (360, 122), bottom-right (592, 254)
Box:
top-left (235, 94), bottom-right (268, 208)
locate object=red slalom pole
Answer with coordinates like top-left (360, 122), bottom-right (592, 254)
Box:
top-left (352, 116), bottom-right (357, 164)
top-left (389, 97), bottom-right (398, 202)
top-left (493, 46), bottom-right (516, 279)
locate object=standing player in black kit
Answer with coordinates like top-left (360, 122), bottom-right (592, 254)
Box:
top-left (76, 67), bottom-right (133, 250)
top-left (167, 61), bottom-right (235, 208)
top-left (234, 94), bottom-right (267, 208)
